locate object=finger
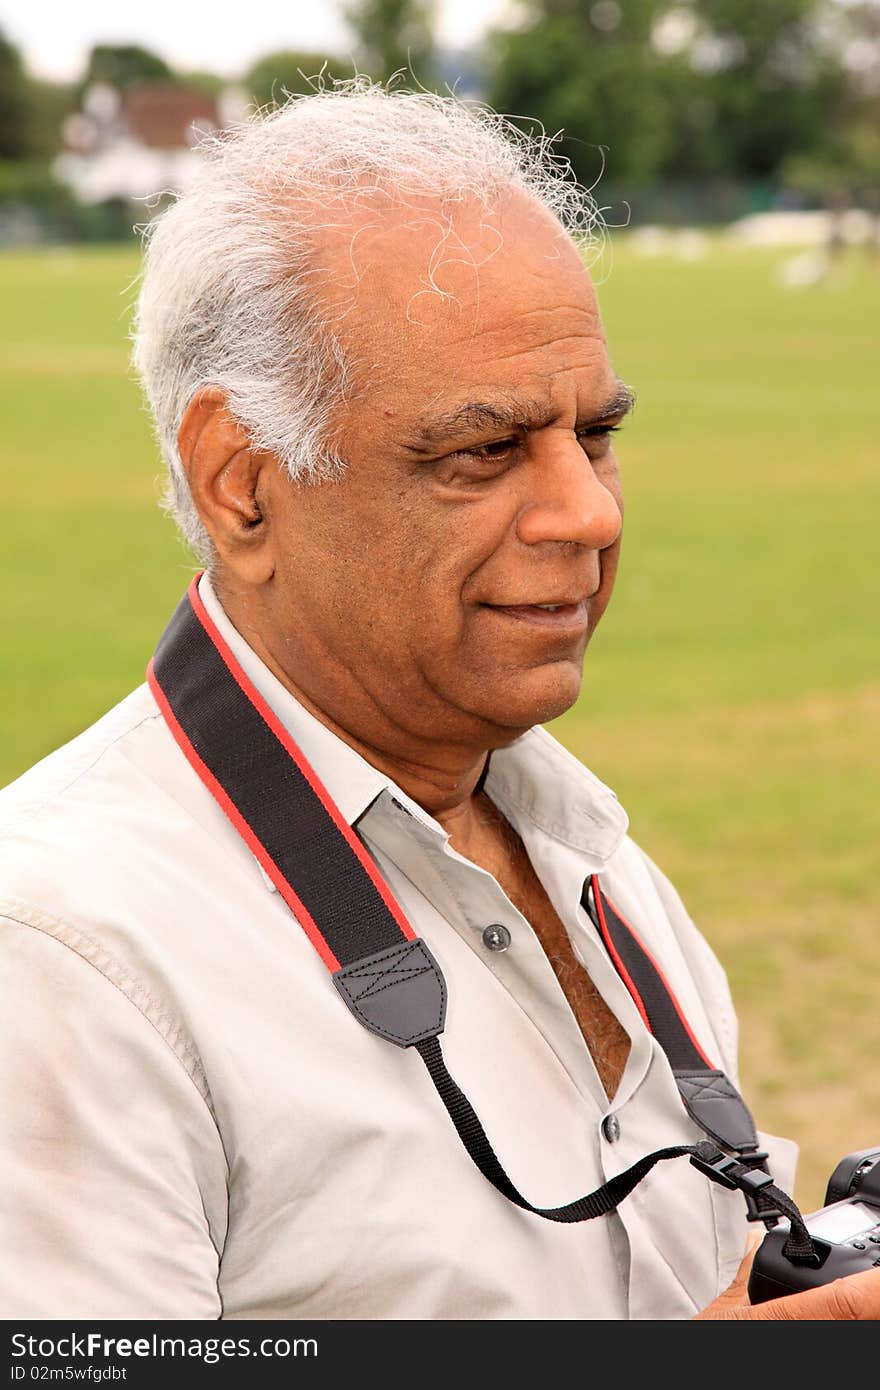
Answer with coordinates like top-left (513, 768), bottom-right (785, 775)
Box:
top-left (695, 1228), bottom-right (767, 1316)
top-left (729, 1228), bottom-right (764, 1294)
top-left (742, 1267), bottom-right (880, 1321)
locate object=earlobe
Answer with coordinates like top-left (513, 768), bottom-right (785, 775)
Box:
top-left (177, 388), bottom-right (275, 584)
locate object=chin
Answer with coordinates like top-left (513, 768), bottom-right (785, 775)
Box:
top-left (480, 662), bottom-right (584, 736)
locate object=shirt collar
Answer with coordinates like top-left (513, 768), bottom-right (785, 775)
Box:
top-left (487, 725), bottom-right (628, 864)
top-left (197, 573), bottom-right (628, 862)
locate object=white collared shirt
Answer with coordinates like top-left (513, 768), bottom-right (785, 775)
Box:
top-left (0, 575), bottom-right (796, 1320)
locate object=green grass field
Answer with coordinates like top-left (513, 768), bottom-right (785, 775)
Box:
top-left (2, 238), bottom-right (878, 1211)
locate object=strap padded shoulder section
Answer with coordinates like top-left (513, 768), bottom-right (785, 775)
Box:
top-left (333, 940), bottom-right (446, 1047)
top-left (675, 1069), bottom-right (760, 1153)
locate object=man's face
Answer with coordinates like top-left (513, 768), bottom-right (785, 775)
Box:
top-left (260, 192), bottom-right (629, 750)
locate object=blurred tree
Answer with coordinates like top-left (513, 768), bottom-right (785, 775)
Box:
top-left (344, 0), bottom-right (436, 84)
top-left (688, 0), bottom-right (845, 179)
top-left (0, 29), bottom-right (30, 158)
top-left (80, 43), bottom-right (173, 93)
top-left (486, 1), bottom-right (677, 186)
top-left (246, 50), bottom-right (356, 108)
top-left (782, 0), bottom-right (880, 217)
top-left (25, 79), bottom-right (77, 158)
top-left (825, 0), bottom-right (880, 197)
top-left (485, 0), bottom-right (861, 201)
top-left (0, 31), bottom-right (79, 238)
top-left (0, 30), bottom-right (74, 161)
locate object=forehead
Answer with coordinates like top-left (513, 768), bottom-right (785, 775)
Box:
top-left (315, 190), bottom-right (613, 422)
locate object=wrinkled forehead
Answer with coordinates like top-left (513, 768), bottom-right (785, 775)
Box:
top-left (307, 187), bottom-right (601, 384)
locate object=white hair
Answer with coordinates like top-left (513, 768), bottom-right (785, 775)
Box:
top-left (132, 78), bottom-right (603, 563)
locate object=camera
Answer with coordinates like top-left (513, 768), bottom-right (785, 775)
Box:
top-left (748, 1147), bottom-right (880, 1303)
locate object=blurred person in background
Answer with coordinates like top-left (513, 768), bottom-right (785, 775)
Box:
top-left (2, 83), bottom-right (878, 1321)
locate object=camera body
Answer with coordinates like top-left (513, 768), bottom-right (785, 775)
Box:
top-left (748, 1148), bottom-right (880, 1304)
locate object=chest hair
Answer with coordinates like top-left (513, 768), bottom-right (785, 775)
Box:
top-left (468, 793), bottom-right (631, 1100)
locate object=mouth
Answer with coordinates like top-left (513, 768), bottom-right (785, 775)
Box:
top-left (478, 599), bottom-right (590, 631)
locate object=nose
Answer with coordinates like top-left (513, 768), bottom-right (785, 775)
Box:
top-left (515, 434), bottom-right (622, 551)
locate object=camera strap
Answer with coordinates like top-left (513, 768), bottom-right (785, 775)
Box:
top-left (148, 577), bottom-right (816, 1257)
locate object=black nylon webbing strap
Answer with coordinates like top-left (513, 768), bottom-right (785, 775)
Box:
top-left (581, 879), bottom-right (817, 1257)
top-left (417, 1038), bottom-right (814, 1251)
top-left (417, 1034), bottom-right (701, 1222)
top-left (148, 578), bottom-right (817, 1254)
top-left (585, 877), bottom-right (762, 1156)
top-left (687, 1146), bottom-right (818, 1263)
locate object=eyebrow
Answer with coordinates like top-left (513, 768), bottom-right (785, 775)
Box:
top-left (405, 381), bottom-right (635, 452)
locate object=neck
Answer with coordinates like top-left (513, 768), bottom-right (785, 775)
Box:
top-left (213, 578), bottom-right (497, 837)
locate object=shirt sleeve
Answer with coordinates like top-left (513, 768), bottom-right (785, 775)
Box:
top-left (0, 912), bottom-right (228, 1319)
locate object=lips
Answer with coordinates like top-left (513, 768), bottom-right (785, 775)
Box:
top-left (480, 599), bottom-right (589, 630)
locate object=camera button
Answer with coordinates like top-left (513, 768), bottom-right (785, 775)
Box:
top-left (868, 1234), bottom-right (880, 1244)
top-left (852, 1241), bottom-right (867, 1249)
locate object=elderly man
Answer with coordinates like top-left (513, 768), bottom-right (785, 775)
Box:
top-left (2, 85), bottom-right (878, 1322)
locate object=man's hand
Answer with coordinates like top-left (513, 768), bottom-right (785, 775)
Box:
top-left (696, 1231), bottom-right (880, 1319)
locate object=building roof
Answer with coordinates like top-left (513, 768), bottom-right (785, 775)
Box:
top-left (120, 83), bottom-right (219, 149)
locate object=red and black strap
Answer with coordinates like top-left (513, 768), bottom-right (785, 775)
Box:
top-left (584, 879), bottom-right (763, 1158)
top-left (149, 575), bottom-right (417, 973)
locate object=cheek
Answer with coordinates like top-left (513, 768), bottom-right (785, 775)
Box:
top-left (396, 502), bottom-right (509, 608)
top-left (279, 475), bottom-right (511, 640)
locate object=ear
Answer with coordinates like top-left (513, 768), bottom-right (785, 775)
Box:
top-left (177, 388), bottom-right (275, 585)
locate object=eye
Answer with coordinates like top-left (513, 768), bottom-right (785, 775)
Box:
top-left (576, 423), bottom-right (622, 455)
top-left (453, 436), bottom-right (521, 464)
top-left (473, 437), bottom-right (519, 457)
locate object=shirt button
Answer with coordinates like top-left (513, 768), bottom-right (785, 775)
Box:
top-left (602, 1114), bottom-right (621, 1143)
top-left (482, 923), bottom-right (511, 952)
